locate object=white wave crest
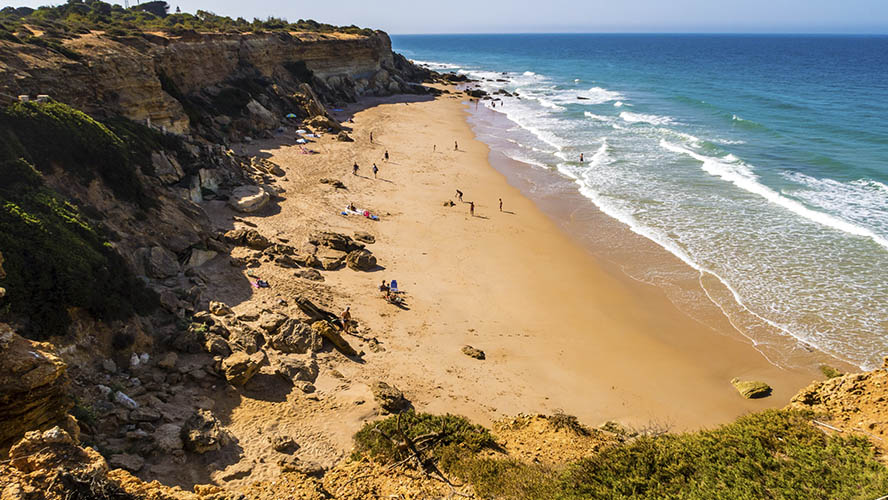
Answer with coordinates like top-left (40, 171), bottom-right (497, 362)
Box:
top-left (660, 140), bottom-right (888, 250)
top-left (620, 112), bottom-right (675, 126)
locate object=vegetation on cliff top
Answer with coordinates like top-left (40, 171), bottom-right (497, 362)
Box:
top-left (0, 101), bottom-right (158, 339)
top-left (0, 0), bottom-right (376, 49)
top-left (354, 410), bottom-right (888, 499)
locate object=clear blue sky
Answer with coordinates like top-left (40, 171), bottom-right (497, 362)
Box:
top-left (6, 0), bottom-right (888, 34)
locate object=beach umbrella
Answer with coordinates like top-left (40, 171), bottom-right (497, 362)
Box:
top-left (285, 113), bottom-right (298, 119)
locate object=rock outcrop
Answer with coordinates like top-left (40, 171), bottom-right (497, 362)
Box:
top-left (0, 324), bottom-right (72, 453)
top-left (731, 378), bottom-right (772, 399)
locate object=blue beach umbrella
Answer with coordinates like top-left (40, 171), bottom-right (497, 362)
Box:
top-left (285, 113), bottom-right (298, 119)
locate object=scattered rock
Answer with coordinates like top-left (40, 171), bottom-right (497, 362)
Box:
top-left (109, 453), bottom-right (144, 472)
top-left (229, 185), bottom-right (270, 213)
top-left (181, 410), bottom-right (229, 454)
top-left (114, 391), bottom-right (139, 410)
top-left (370, 381), bottom-right (410, 413)
top-left (204, 334), bottom-right (233, 357)
top-left (346, 249), bottom-right (377, 271)
top-left (294, 268), bottom-right (324, 282)
top-left (228, 327), bottom-right (261, 354)
top-left (270, 435), bottom-right (299, 454)
top-left (731, 378), bottom-right (772, 399)
top-left (102, 359), bottom-right (118, 374)
top-left (221, 351), bottom-right (266, 386)
top-left (353, 231), bottom-right (375, 244)
top-left (312, 321), bottom-right (357, 357)
top-left (259, 312), bottom-right (287, 334)
top-left (274, 354), bottom-right (319, 383)
top-left (316, 248), bottom-right (348, 270)
top-left (462, 345), bottom-right (486, 360)
top-left (223, 228), bottom-right (271, 250)
top-left (157, 352), bottom-right (178, 371)
top-left (319, 178), bottom-right (346, 189)
top-left (269, 319), bottom-right (323, 354)
top-left (153, 423), bottom-right (184, 454)
top-left (209, 301), bottom-right (234, 317)
top-left (309, 231), bottom-right (364, 253)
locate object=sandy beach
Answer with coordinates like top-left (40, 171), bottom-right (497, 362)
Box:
top-left (194, 86), bottom-right (847, 485)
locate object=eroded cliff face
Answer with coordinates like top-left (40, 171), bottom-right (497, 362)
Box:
top-left (0, 30), bottom-right (430, 136)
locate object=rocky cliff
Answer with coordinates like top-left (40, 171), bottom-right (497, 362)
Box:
top-left (0, 30), bottom-right (432, 138)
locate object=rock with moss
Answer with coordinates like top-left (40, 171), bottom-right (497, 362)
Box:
top-left (731, 378), bottom-right (772, 399)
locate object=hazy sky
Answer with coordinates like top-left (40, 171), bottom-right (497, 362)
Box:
top-left (6, 0), bottom-right (888, 34)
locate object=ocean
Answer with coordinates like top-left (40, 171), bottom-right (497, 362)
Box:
top-left (390, 34), bottom-right (888, 370)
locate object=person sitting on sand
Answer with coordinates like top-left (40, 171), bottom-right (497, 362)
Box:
top-left (379, 280), bottom-right (389, 292)
top-left (348, 202), bottom-right (356, 212)
top-left (341, 306), bottom-right (351, 333)
top-left (353, 162), bottom-right (359, 175)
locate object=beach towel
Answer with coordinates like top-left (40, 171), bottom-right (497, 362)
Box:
top-left (296, 129), bottom-right (307, 134)
top-left (296, 138), bottom-right (307, 144)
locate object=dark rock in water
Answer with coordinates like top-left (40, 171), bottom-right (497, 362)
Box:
top-left (466, 89), bottom-right (488, 98)
top-left (496, 78), bottom-right (509, 82)
top-left (371, 381), bottom-right (410, 413)
top-left (462, 345), bottom-right (485, 360)
top-left (731, 378), bottom-right (772, 399)
top-left (577, 96), bottom-right (590, 100)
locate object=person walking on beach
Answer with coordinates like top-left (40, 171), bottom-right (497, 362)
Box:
top-left (456, 189), bottom-right (463, 202)
top-left (384, 150), bottom-right (389, 161)
top-left (340, 306), bottom-right (351, 333)
top-left (352, 162), bottom-right (359, 175)
top-left (454, 141), bottom-right (459, 151)
top-left (372, 163), bottom-right (379, 179)
top-left (579, 153), bottom-right (584, 163)
top-left (433, 144), bottom-right (436, 152)
top-left (369, 131), bottom-right (373, 143)
top-left (499, 198), bottom-right (503, 212)
top-left (469, 201), bottom-right (475, 217)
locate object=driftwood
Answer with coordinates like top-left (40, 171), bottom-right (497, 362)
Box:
top-left (295, 295), bottom-right (338, 323)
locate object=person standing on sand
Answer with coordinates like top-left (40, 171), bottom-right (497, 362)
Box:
top-left (499, 198), bottom-right (503, 212)
top-left (372, 163), bottom-right (379, 179)
top-left (353, 162), bottom-right (359, 175)
top-left (433, 144), bottom-right (436, 152)
top-left (384, 150), bottom-right (389, 161)
top-left (454, 141), bottom-right (459, 151)
top-left (456, 189), bottom-right (463, 202)
top-left (469, 201), bottom-right (475, 217)
top-left (370, 131), bottom-right (373, 143)
top-left (340, 306), bottom-right (351, 333)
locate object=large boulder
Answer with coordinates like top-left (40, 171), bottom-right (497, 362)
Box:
top-left (273, 354), bottom-right (319, 383)
top-left (309, 231), bottom-right (364, 253)
top-left (181, 410), bottom-right (229, 454)
top-left (731, 378), bottom-right (772, 399)
top-left (224, 228), bottom-right (271, 250)
top-left (227, 327), bottom-right (261, 354)
top-left (306, 114), bottom-right (342, 132)
top-left (316, 248), bottom-right (347, 270)
top-left (269, 319), bottom-right (322, 354)
top-left (144, 246), bottom-right (180, 279)
top-left (0, 324), bottom-right (71, 453)
top-left (221, 350), bottom-right (266, 386)
top-left (228, 185), bottom-right (269, 213)
top-left (370, 381), bottom-right (410, 414)
top-left (346, 249), bottom-right (377, 271)
top-left (312, 321), bottom-right (357, 357)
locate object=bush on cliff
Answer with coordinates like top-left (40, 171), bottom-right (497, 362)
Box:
top-left (351, 410), bottom-right (888, 499)
top-left (0, 159), bottom-right (157, 340)
top-left (0, 100), bottom-right (152, 208)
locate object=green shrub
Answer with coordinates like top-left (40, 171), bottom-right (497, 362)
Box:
top-left (0, 101), bottom-right (152, 208)
top-left (0, 158), bottom-right (158, 340)
top-left (820, 365), bottom-right (843, 379)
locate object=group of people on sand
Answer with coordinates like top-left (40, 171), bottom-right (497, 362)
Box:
top-left (352, 162), bottom-right (381, 179)
top-left (455, 189), bottom-right (505, 217)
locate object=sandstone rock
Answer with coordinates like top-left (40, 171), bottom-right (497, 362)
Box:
top-left (204, 334), bottom-right (233, 357)
top-left (309, 231), bottom-right (364, 253)
top-left (346, 249), bottom-right (377, 271)
top-left (153, 423), bottom-right (183, 454)
top-left (0, 325), bottom-right (71, 452)
top-left (294, 268), bottom-right (324, 282)
top-left (316, 248), bottom-right (348, 270)
top-left (312, 321), bottom-right (357, 357)
top-left (336, 131), bottom-right (354, 142)
top-left (186, 248), bottom-right (218, 269)
top-left (259, 312), bottom-right (287, 334)
top-left (731, 378), bottom-right (772, 399)
top-left (109, 453), bottom-right (145, 473)
top-left (8, 427), bottom-right (106, 475)
top-left (270, 435), bottom-right (299, 454)
top-left (274, 255), bottom-right (300, 268)
top-left (274, 354), bottom-right (319, 383)
top-left (181, 410), bottom-right (228, 454)
top-left (228, 185), bottom-right (270, 213)
top-left (221, 350), bottom-right (266, 386)
top-left (227, 327), bottom-right (260, 354)
top-left (306, 114), bottom-right (341, 132)
top-left (145, 246), bottom-right (180, 279)
top-left (269, 319), bottom-right (322, 354)
top-left (370, 381), bottom-right (410, 413)
top-left (209, 300), bottom-right (234, 316)
top-left (353, 231), bottom-right (375, 244)
top-left (224, 228), bottom-right (271, 250)
top-left (462, 345), bottom-right (485, 360)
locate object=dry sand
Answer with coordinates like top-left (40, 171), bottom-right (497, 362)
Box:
top-left (204, 87), bottom-right (834, 486)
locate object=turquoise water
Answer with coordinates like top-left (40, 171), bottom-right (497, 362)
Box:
top-left (391, 34), bottom-right (888, 369)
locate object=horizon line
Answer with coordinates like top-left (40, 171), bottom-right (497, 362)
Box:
top-left (390, 31), bottom-right (888, 37)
